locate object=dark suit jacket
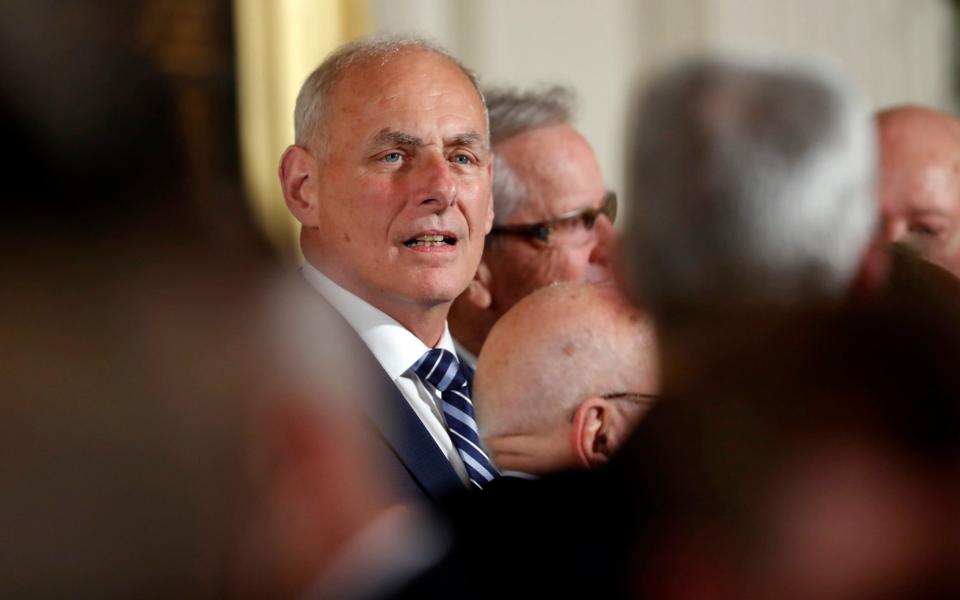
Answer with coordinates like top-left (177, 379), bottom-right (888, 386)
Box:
top-left (298, 276), bottom-right (465, 506)
top-left (360, 353), bottom-right (466, 505)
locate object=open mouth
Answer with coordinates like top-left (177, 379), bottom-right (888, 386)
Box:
top-left (403, 234), bottom-right (457, 248)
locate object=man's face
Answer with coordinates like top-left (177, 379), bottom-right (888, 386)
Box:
top-left (879, 117), bottom-right (960, 278)
top-left (485, 123), bottom-right (614, 315)
top-left (306, 50), bottom-right (493, 315)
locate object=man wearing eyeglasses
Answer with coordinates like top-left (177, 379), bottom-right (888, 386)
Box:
top-left (472, 282), bottom-right (659, 476)
top-left (448, 86), bottom-right (617, 366)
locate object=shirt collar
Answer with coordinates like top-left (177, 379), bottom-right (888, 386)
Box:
top-left (302, 261), bottom-right (458, 380)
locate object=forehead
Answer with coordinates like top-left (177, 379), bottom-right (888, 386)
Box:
top-left (880, 129), bottom-right (960, 215)
top-left (498, 123), bottom-right (604, 216)
top-left (327, 49), bottom-right (487, 140)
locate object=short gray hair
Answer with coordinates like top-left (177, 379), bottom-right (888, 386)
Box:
top-left (624, 56), bottom-right (877, 314)
top-left (294, 32), bottom-right (487, 152)
top-left (486, 86), bottom-right (575, 226)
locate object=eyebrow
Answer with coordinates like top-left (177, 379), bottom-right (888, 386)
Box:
top-left (446, 132), bottom-right (485, 149)
top-left (371, 130), bottom-right (422, 148)
top-left (905, 209), bottom-right (949, 220)
top-left (369, 129), bottom-right (487, 150)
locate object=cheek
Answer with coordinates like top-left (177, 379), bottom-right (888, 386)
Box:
top-left (345, 179), bottom-right (403, 235)
top-left (464, 189), bottom-right (494, 235)
top-left (543, 247), bottom-right (592, 282)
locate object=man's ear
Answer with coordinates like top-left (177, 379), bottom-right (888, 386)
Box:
top-left (278, 145), bottom-right (322, 228)
top-left (464, 260), bottom-right (493, 310)
top-left (484, 158), bottom-right (495, 234)
top-left (571, 397), bottom-right (614, 469)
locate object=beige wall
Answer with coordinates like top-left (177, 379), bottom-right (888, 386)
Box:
top-left (370, 0), bottom-right (956, 222)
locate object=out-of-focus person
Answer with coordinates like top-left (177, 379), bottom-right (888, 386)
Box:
top-left (473, 282), bottom-right (658, 476)
top-left (278, 34), bottom-right (499, 500)
top-left (876, 105), bottom-right (960, 279)
top-left (0, 256), bottom-right (445, 600)
top-left (627, 307), bottom-right (960, 600)
top-left (0, 7), bottom-right (439, 597)
top-left (622, 56), bottom-right (881, 386)
top-left (448, 86), bottom-right (617, 365)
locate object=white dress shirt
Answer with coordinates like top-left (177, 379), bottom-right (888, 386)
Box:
top-left (302, 262), bottom-right (469, 486)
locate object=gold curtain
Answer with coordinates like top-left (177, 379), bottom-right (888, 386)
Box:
top-left (234, 0), bottom-right (368, 258)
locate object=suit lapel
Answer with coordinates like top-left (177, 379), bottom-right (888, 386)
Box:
top-left (296, 274), bottom-right (465, 502)
top-left (363, 365), bottom-right (465, 501)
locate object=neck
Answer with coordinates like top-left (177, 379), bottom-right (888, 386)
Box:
top-left (304, 249), bottom-right (450, 346)
top-left (387, 302), bottom-right (450, 346)
top-left (485, 431), bottom-right (577, 476)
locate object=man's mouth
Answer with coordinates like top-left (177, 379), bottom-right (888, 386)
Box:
top-left (403, 233), bottom-right (458, 248)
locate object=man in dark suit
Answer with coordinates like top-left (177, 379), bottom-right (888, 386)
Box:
top-left (278, 34), bottom-right (498, 504)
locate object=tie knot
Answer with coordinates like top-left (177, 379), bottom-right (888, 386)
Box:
top-left (412, 348), bottom-right (467, 393)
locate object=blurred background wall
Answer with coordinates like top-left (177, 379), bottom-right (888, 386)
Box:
top-left (235, 0), bottom-right (958, 257)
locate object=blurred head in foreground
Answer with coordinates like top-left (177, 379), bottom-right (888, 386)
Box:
top-left (0, 255), bottom-right (402, 599)
top-left (876, 105), bottom-right (960, 279)
top-left (628, 308), bottom-right (960, 600)
top-left (474, 283), bottom-right (658, 475)
top-left (624, 56), bottom-right (879, 322)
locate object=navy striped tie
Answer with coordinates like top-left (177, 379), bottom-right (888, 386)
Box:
top-left (412, 349), bottom-right (499, 489)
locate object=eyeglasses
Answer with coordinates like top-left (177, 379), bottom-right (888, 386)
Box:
top-left (602, 392), bottom-right (660, 406)
top-left (567, 391), bottom-right (660, 424)
top-left (489, 191), bottom-right (617, 247)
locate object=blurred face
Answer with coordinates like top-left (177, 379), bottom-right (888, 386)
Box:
top-left (879, 115), bottom-right (960, 279)
top-left (485, 124), bottom-right (614, 315)
top-left (307, 49), bottom-right (493, 315)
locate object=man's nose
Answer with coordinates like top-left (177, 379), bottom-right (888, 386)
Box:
top-left (882, 215), bottom-right (907, 242)
top-left (413, 152), bottom-right (456, 210)
top-left (589, 213), bottom-right (617, 268)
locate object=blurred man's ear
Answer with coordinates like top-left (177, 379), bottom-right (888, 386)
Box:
top-left (279, 145), bottom-right (321, 228)
top-left (465, 261), bottom-right (493, 310)
top-left (484, 158), bottom-right (495, 234)
top-left (571, 397), bottom-right (614, 469)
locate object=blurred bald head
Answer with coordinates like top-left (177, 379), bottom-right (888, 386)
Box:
top-left (877, 106), bottom-right (960, 279)
top-left (474, 283), bottom-right (658, 475)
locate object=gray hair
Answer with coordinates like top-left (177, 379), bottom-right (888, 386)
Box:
top-left (293, 32), bottom-right (487, 153)
top-left (624, 56), bottom-right (877, 314)
top-left (485, 86), bottom-right (576, 226)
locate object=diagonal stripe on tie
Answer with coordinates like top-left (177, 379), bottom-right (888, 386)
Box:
top-left (412, 348), bottom-right (499, 489)
top-left (442, 403), bottom-right (480, 434)
top-left (449, 429), bottom-right (495, 466)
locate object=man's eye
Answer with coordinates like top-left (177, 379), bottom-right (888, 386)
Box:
top-left (382, 152), bottom-right (403, 163)
top-left (909, 223), bottom-right (941, 237)
top-left (554, 214), bottom-right (589, 232)
top-left (450, 153), bottom-right (473, 165)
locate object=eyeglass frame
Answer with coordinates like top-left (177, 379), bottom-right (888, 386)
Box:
top-left (566, 391), bottom-right (660, 424)
top-left (488, 191), bottom-right (618, 245)
top-left (601, 392), bottom-right (660, 405)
